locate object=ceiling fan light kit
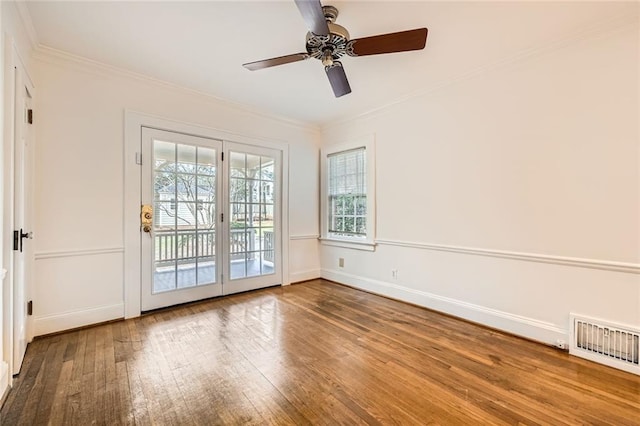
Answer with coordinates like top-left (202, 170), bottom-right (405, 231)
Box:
top-left (243, 0), bottom-right (428, 98)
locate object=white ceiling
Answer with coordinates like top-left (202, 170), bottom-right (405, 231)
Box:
top-left (25, 1), bottom-right (635, 126)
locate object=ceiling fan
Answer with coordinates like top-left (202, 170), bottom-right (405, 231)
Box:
top-left (242, 0), bottom-right (428, 98)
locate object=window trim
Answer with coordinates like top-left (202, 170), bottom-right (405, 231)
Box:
top-left (320, 135), bottom-right (376, 250)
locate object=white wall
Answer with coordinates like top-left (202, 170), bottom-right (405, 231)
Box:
top-left (31, 49), bottom-right (321, 336)
top-left (320, 18), bottom-right (639, 345)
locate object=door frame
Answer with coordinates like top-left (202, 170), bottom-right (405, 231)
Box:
top-left (124, 111), bottom-right (290, 318)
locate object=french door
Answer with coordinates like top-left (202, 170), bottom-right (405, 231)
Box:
top-left (141, 128), bottom-right (282, 311)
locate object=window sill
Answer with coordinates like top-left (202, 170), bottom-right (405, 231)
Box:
top-left (319, 238), bottom-right (377, 251)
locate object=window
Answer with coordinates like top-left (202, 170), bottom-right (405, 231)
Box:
top-left (328, 148), bottom-right (367, 238)
top-left (321, 136), bottom-right (375, 250)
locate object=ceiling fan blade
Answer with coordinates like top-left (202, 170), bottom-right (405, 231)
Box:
top-left (348, 28), bottom-right (428, 57)
top-left (243, 53), bottom-right (310, 71)
top-left (294, 0), bottom-right (330, 36)
top-left (325, 62), bottom-right (351, 98)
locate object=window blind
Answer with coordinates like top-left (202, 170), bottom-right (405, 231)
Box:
top-left (328, 147), bottom-right (366, 196)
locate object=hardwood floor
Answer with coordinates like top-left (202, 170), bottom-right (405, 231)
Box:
top-left (1, 279), bottom-right (638, 425)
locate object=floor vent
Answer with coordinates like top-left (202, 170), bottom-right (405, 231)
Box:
top-left (570, 314), bottom-right (639, 376)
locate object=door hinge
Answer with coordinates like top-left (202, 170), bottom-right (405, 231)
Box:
top-left (13, 230), bottom-right (19, 251)
top-left (135, 152), bottom-right (142, 165)
top-left (27, 300), bottom-right (33, 316)
top-left (221, 152), bottom-right (224, 161)
top-left (221, 213), bottom-right (224, 222)
top-left (27, 109), bottom-right (33, 124)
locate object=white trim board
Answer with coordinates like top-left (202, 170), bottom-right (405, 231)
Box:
top-left (35, 247), bottom-right (124, 260)
top-left (321, 268), bottom-right (567, 346)
top-left (33, 303), bottom-right (124, 337)
top-left (0, 362), bottom-right (9, 404)
top-left (290, 269), bottom-right (321, 283)
top-left (290, 235), bottom-right (319, 240)
top-left (375, 239), bottom-right (640, 275)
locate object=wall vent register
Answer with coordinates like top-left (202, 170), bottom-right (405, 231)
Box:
top-left (570, 314), bottom-right (639, 376)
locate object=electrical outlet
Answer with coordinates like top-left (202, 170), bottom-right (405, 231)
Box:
top-left (391, 269), bottom-right (398, 279)
top-left (338, 258), bottom-right (344, 268)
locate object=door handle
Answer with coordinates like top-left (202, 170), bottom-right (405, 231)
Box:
top-left (141, 205), bottom-right (153, 234)
top-left (19, 228), bottom-right (32, 252)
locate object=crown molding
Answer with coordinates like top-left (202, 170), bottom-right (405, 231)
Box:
top-left (33, 45), bottom-right (321, 134)
top-left (322, 11), bottom-right (639, 132)
top-left (14, 1), bottom-right (39, 50)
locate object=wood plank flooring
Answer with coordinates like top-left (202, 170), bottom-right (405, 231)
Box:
top-left (1, 279), bottom-right (638, 425)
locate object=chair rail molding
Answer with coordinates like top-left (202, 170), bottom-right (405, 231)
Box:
top-left (375, 239), bottom-right (640, 275)
top-left (34, 247), bottom-right (124, 260)
top-left (290, 234), bottom-right (320, 240)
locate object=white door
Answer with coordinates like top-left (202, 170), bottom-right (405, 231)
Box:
top-left (141, 130), bottom-right (282, 310)
top-left (223, 143), bottom-right (282, 295)
top-left (141, 128), bottom-right (223, 311)
top-left (13, 70), bottom-right (34, 374)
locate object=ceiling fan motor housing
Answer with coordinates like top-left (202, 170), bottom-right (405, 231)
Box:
top-left (305, 5), bottom-right (355, 65)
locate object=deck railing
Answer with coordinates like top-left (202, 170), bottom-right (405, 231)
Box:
top-left (263, 230), bottom-right (274, 263)
top-left (155, 228), bottom-right (274, 266)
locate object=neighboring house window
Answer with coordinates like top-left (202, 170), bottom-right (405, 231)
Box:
top-left (321, 136), bottom-right (375, 250)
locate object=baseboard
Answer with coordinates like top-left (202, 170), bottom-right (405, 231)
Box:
top-left (290, 269), bottom-right (321, 284)
top-left (33, 303), bottom-right (124, 337)
top-left (321, 269), bottom-right (567, 346)
top-left (0, 361), bottom-right (9, 406)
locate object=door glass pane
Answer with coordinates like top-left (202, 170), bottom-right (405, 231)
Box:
top-left (249, 180), bottom-right (260, 203)
top-left (246, 251), bottom-right (261, 277)
top-left (228, 151), bottom-right (276, 281)
top-left (176, 202), bottom-right (196, 226)
top-left (198, 176), bottom-right (215, 201)
top-left (177, 144), bottom-right (196, 173)
top-left (154, 140), bottom-right (175, 170)
top-left (261, 157), bottom-right (274, 181)
top-left (153, 140), bottom-right (217, 294)
top-left (230, 253), bottom-right (247, 280)
top-left (230, 178), bottom-right (246, 202)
